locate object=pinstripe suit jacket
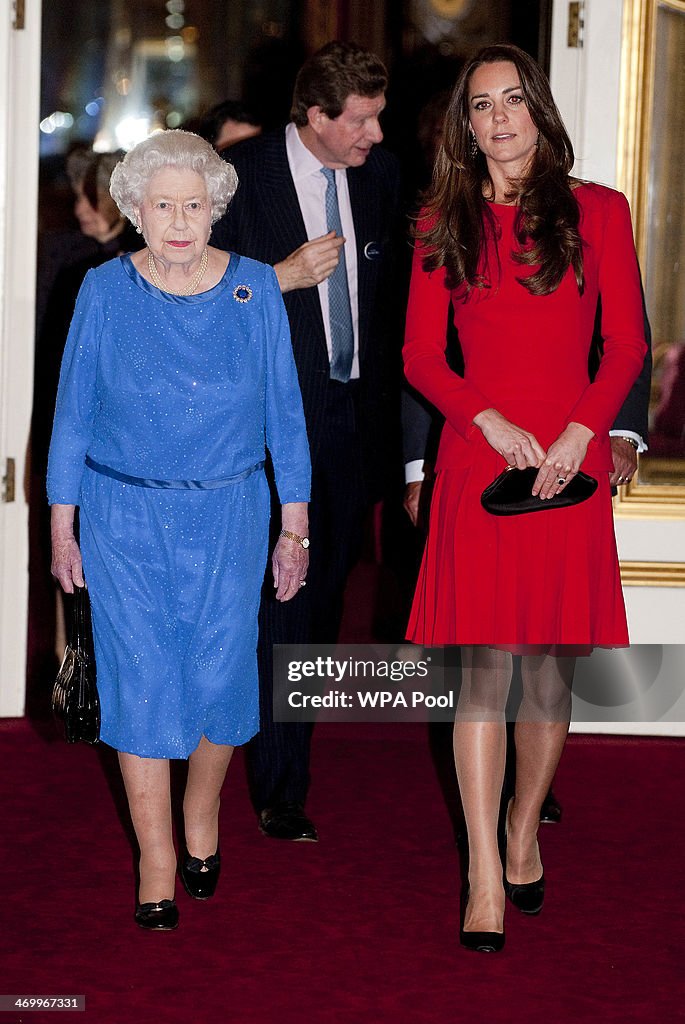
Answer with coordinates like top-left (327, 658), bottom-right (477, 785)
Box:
top-left (212, 129), bottom-right (402, 499)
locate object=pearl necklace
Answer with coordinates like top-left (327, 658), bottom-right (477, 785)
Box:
top-left (147, 247), bottom-right (209, 295)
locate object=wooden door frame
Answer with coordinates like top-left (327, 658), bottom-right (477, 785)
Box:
top-left (0, 1), bottom-right (42, 715)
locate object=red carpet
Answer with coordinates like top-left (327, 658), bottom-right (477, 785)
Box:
top-left (1, 717), bottom-right (683, 1024)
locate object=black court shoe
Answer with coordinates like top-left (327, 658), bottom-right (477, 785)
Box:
top-left (504, 797), bottom-right (545, 915)
top-left (134, 899), bottom-right (179, 930)
top-left (460, 926), bottom-right (506, 953)
top-left (180, 848), bottom-right (221, 901)
top-left (459, 887), bottom-right (505, 953)
top-left (504, 874), bottom-right (546, 915)
top-left (540, 789), bottom-right (562, 824)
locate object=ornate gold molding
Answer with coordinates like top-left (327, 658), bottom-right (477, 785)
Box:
top-left (620, 560), bottom-right (685, 586)
top-left (614, 462), bottom-right (685, 519)
top-left (428, 0), bottom-right (472, 16)
top-left (616, 0), bottom-right (652, 260)
top-left (615, 0), bottom-right (685, 520)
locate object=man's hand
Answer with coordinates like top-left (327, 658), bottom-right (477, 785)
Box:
top-left (274, 231), bottom-right (346, 293)
top-left (609, 436), bottom-right (638, 486)
top-left (403, 481), bottom-right (423, 527)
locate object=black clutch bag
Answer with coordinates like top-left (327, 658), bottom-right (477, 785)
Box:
top-left (52, 585), bottom-right (100, 744)
top-left (481, 466), bottom-right (598, 516)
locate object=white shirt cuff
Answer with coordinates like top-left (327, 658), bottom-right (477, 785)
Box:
top-left (405, 460), bottom-right (426, 484)
top-left (609, 430), bottom-right (648, 453)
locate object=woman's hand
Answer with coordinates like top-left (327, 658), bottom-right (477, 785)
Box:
top-left (272, 536), bottom-right (309, 601)
top-left (532, 422), bottom-right (595, 500)
top-left (473, 409), bottom-right (547, 468)
top-left (50, 504), bottom-right (84, 593)
top-left (272, 502), bottom-right (309, 601)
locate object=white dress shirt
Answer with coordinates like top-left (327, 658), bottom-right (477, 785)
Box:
top-left (285, 122), bottom-right (360, 378)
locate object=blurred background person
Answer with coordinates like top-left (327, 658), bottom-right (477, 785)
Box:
top-left (28, 149), bottom-right (144, 709)
top-left (193, 100), bottom-right (263, 152)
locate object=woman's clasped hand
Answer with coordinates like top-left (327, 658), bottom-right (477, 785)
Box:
top-left (473, 409), bottom-right (594, 499)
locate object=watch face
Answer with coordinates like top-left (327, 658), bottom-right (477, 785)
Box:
top-left (301, 537), bottom-right (310, 548)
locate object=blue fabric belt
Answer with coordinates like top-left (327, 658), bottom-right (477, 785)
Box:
top-left (85, 455), bottom-right (265, 490)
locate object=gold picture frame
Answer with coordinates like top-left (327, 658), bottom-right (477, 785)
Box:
top-left (615, 0), bottom-right (685, 521)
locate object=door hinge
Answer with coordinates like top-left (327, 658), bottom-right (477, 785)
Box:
top-left (568, 1), bottom-right (584, 48)
top-left (2, 459), bottom-right (16, 503)
top-left (13, 0), bottom-right (26, 30)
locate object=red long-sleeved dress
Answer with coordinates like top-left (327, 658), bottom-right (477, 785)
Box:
top-left (403, 183), bottom-right (646, 648)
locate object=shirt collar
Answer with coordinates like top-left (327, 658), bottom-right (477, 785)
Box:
top-left (285, 121), bottom-right (329, 183)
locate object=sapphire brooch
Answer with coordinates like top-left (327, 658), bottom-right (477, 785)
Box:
top-left (233, 284), bottom-right (253, 303)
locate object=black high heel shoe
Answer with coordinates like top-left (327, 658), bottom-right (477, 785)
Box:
top-left (459, 887), bottom-right (505, 953)
top-left (134, 899), bottom-right (179, 931)
top-left (504, 874), bottom-right (545, 915)
top-left (504, 798), bottom-right (545, 915)
top-left (180, 847), bottom-right (221, 901)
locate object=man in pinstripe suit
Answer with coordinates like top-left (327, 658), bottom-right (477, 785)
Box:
top-left (212, 42), bottom-right (402, 840)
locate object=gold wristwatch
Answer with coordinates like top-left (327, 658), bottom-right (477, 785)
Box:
top-left (280, 529), bottom-right (310, 549)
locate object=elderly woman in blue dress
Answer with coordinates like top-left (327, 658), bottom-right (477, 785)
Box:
top-left (48, 130), bottom-right (311, 931)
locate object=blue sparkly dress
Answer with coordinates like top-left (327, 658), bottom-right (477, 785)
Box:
top-left (47, 253), bottom-right (311, 758)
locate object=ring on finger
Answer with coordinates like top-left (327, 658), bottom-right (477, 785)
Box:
top-left (557, 476), bottom-right (566, 485)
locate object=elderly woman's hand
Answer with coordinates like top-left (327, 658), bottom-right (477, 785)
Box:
top-left (473, 408), bottom-right (547, 469)
top-left (272, 535), bottom-right (309, 602)
top-left (533, 422), bottom-right (595, 500)
top-left (51, 504), bottom-right (85, 593)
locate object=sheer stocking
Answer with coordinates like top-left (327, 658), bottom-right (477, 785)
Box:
top-left (454, 647), bottom-right (575, 932)
top-left (183, 736), bottom-right (234, 862)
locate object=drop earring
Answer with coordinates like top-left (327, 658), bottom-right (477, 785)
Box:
top-left (469, 131), bottom-right (478, 158)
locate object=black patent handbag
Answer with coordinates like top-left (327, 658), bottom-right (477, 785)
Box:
top-left (52, 584), bottom-right (100, 744)
top-left (481, 466), bottom-right (598, 516)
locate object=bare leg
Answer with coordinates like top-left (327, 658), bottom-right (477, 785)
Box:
top-left (118, 753), bottom-right (176, 904)
top-left (183, 736), bottom-right (234, 862)
top-left (507, 653), bottom-right (574, 884)
top-left (454, 647), bottom-right (512, 933)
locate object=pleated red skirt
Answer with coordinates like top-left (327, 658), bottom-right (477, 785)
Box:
top-left (406, 455), bottom-right (628, 651)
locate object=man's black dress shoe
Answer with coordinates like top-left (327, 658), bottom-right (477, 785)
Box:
top-left (504, 874), bottom-right (545, 915)
top-left (540, 789), bottom-right (562, 824)
top-left (259, 803), bottom-right (318, 842)
top-left (180, 848), bottom-right (221, 900)
top-left (134, 899), bottom-right (179, 931)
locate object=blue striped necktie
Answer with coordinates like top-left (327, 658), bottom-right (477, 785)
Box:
top-left (321, 167), bottom-right (353, 382)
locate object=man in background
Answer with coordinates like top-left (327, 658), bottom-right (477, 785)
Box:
top-left (213, 41), bottom-right (402, 841)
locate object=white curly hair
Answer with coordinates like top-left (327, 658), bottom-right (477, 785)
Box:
top-left (109, 129), bottom-right (238, 225)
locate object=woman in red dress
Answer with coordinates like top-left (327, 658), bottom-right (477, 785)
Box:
top-left (403, 44), bottom-right (646, 952)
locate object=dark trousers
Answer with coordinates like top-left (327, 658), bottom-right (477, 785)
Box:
top-left (246, 380), bottom-right (368, 811)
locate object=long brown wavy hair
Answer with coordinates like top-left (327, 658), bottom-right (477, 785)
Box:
top-left (417, 44), bottom-right (584, 297)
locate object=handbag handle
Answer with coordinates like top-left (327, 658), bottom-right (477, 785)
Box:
top-left (71, 584), bottom-right (90, 657)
